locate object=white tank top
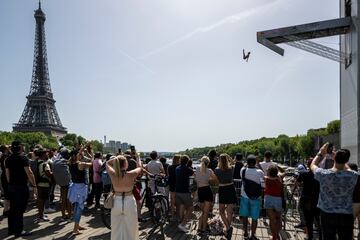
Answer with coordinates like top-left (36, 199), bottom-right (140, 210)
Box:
top-left (195, 167), bottom-right (211, 187)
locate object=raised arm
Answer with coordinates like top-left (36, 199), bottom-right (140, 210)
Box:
top-left (106, 158), bottom-right (116, 176)
top-left (136, 155), bottom-right (142, 168)
top-left (311, 143), bottom-right (329, 173)
top-left (82, 153), bottom-right (93, 162)
top-left (84, 149), bottom-right (94, 160)
top-left (78, 151), bottom-right (92, 170)
top-left (129, 167), bottom-right (142, 179)
top-left (141, 167), bottom-right (152, 176)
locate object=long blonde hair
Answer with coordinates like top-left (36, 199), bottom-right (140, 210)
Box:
top-left (200, 156), bottom-right (210, 173)
top-left (113, 155), bottom-right (127, 178)
top-left (218, 154), bottom-right (230, 170)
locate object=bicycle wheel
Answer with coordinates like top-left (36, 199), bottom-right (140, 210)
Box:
top-left (151, 195), bottom-right (169, 222)
top-left (101, 206), bottom-right (111, 229)
top-left (141, 186), bottom-right (153, 210)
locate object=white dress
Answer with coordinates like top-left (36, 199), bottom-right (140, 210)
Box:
top-left (111, 195), bottom-right (139, 240)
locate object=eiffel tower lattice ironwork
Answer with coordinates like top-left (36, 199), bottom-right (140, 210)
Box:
top-left (13, 2), bottom-right (67, 137)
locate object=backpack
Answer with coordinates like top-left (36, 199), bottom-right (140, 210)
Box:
top-left (100, 163), bottom-right (112, 186)
top-left (52, 159), bottom-right (71, 187)
top-left (35, 160), bottom-right (50, 184)
top-left (242, 168), bottom-right (262, 200)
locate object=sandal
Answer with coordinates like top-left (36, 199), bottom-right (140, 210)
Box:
top-left (72, 230), bottom-right (82, 235)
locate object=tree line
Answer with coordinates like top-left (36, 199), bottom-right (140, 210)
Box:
top-left (0, 119), bottom-right (340, 163)
top-left (179, 120), bottom-right (340, 165)
top-left (0, 131), bottom-right (103, 153)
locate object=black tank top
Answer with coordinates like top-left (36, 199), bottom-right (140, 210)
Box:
top-left (70, 163), bottom-right (88, 185)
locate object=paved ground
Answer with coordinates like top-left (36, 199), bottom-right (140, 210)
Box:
top-left (0, 197), bottom-right (313, 240)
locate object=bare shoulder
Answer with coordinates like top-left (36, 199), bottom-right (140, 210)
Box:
top-left (128, 167), bottom-right (142, 177)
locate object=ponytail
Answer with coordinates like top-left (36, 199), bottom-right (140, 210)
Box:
top-left (114, 156), bottom-right (127, 178)
top-left (200, 156), bottom-right (210, 173)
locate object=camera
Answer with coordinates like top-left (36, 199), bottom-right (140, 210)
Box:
top-left (327, 143), bottom-right (334, 154)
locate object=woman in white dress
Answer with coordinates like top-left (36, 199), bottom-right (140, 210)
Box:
top-left (106, 155), bottom-right (142, 240)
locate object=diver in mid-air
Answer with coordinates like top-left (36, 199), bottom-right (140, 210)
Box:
top-left (243, 49), bottom-right (251, 62)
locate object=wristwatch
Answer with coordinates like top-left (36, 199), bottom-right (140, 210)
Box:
top-left (316, 153), bottom-right (323, 158)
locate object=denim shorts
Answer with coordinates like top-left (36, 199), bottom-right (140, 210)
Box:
top-left (264, 195), bottom-right (283, 212)
top-left (239, 197), bottom-right (261, 220)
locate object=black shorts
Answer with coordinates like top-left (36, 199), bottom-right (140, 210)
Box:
top-left (37, 186), bottom-right (50, 200)
top-left (218, 184), bottom-right (237, 204)
top-left (1, 176), bottom-right (9, 200)
top-left (198, 186), bottom-right (213, 203)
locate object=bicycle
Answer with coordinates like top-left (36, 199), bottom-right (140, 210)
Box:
top-left (140, 174), bottom-right (169, 240)
top-left (141, 174), bottom-right (169, 223)
top-left (282, 173), bottom-right (299, 231)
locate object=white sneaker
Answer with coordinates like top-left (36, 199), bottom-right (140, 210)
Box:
top-left (44, 208), bottom-right (56, 213)
top-left (177, 224), bottom-right (189, 233)
top-left (35, 216), bottom-right (50, 223)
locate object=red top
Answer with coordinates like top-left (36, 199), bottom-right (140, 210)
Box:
top-left (264, 178), bottom-right (283, 197)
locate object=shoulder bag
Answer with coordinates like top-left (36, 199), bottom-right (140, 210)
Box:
top-left (104, 191), bottom-right (114, 209)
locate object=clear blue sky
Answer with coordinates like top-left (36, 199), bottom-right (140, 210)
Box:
top-left (0, 0), bottom-right (340, 152)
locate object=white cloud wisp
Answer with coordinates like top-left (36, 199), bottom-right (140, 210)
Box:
top-left (139, 0), bottom-right (282, 59)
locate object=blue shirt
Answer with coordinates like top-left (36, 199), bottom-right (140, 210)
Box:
top-left (175, 165), bottom-right (193, 193)
top-left (314, 168), bottom-right (358, 214)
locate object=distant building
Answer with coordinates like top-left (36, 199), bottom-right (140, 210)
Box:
top-left (121, 142), bottom-right (129, 151)
top-left (103, 139), bottom-right (131, 154)
top-left (108, 141), bottom-right (115, 149)
top-left (116, 141), bottom-right (121, 150)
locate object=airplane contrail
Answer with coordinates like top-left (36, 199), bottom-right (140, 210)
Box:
top-left (118, 48), bottom-right (156, 74)
top-left (139, 0), bottom-right (282, 60)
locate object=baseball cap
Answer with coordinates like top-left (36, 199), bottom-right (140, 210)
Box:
top-left (297, 164), bottom-right (306, 172)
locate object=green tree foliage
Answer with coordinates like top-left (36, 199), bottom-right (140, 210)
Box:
top-left (60, 133), bottom-right (103, 152)
top-left (326, 120), bottom-right (340, 134)
top-left (296, 135), bottom-right (313, 158)
top-left (0, 132), bottom-right (103, 153)
top-left (0, 131), bottom-right (58, 150)
top-left (60, 133), bottom-right (78, 147)
top-left (180, 120), bottom-right (339, 165)
top-left (88, 140), bottom-right (103, 153)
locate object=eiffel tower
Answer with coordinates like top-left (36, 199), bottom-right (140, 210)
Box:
top-left (13, 1), bottom-right (67, 138)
